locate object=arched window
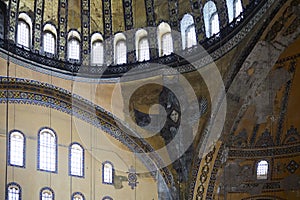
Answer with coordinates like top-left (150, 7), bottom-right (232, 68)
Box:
top-left (38, 128), bottom-right (57, 172)
top-left (17, 13), bottom-right (32, 48)
top-left (67, 30), bottom-right (81, 61)
top-left (181, 14), bottom-right (197, 49)
top-left (72, 192), bottom-right (85, 200)
top-left (157, 22), bottom-right (173, 56)
top-left (226, 0), bottom-right (243, 22)
top-left (91, 33), bottom-right (104, 65)
top-left (7, 183), bottom-right (21, 200)
top-left (135, 29), bottom-right (150, 61)
top-left (161, 33), bottom-right (173, 56)
top-left (102, 161), bottom-right (114, 184)
top-left (136, 29), bottom-right (150, 61)
top-left (233, 0), bottom-right (243, 18)
top-left (203, 1), bottom-right (220, 38)
top-left (102, 196), bottom-right (113, 200)
top-left (114, 33), bottom-right (127, 64)
top-left (257, 160), bottom-right (269, 180)
top-left (138, 37), bottom-right (150, 61)
top-left (43, 24), bottom-right (57, 54)
top-left (8, 130), bottom-right (25, 167)
top-left (43, 32), bottom-right (55, 54)
top-left (17, 20), bottom-right (30, 47)
top-left (40, 187), bottom-right (54, 200)
top-left (70, 143), bottom-right (84, 177)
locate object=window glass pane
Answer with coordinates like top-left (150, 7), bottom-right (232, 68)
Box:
top-left (181, 14), bottom-right (196, 49)
top-left (211, 13), bottom-right (219, 36)
top-left (70, 144), bottom-right (83, 176)
top-left (17, 21), bottom-right (30, 48)
top-left (10, 132), bottom-right (24, 166)
top-left (116, 40), bottom-right (126, 64)
top-left (68, 39), bottom-right (80, 60)
top-left (138, 38), bottom-right (150, 61)
top-left (8, 186), bottom-right (20, 200)
top-left (161, 33), bottom-right (173, 56)
top-left (42, 190), bottom-right (53, 200)
top-left (257, 160), bottom-right (268, 179)
top-left (39, 130), bottom-right (56, 172)
top-left (203, 1), bottom-right (218, 37)
top-left (234, 0), bottom-right (243, 18)
top-left (103, 163), bottom-right (113, 183)
top-left (92, 41), bottom-right (104, 65)
top-left (43, 32), bottom-right (55, 54)
top-left (186, 25), bottom-right (197, 48)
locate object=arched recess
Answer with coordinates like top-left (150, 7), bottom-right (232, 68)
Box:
top-left (203, 1), bottom-right (220, 38)
top-left (67, 30), bottom-right (81, 62)
top-left (114, 32), bottom-right (127, 64)
top-left (135, 29), bottom-right (150, 62)
top-left (17, 12), bottom-right (32, 49)
top-left (205, 0), bottom-right (229, 28)
top-left (180, 14), bottom-right (197, 49)
top-left (91, 32), bottom-right (104, 66)
top-left (42, 23), bottom-right (57, 55)
top-left (157, 22), bottom-right (173, 56)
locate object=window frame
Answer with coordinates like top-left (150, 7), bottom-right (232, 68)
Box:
top-left (40, 187), bottom-right (55, 200)
top-left (16, 19), bottom-right (31, 49)
top-left (102, 161), bottom-right (114, 185)
top-left (114, 33), bottom-right (127, 65)
top-left (157, 22), bottom-right (173, 57)
top-left (161, 32), bottom-right (173, 56)
top-left (42, 30), bottom-right (56, 55)
top-left (91, 39), bottom-right (104, 66)
top-left (185, 24), bottom-right (197, 49)
top-left (69, 142), bottom-right (84, 178)
top-left (137, 36), bottom-right (150, 62)
top-left (37, 127), bottom-right (58, 173)
top-left (67, 30), bottom-right (81, 63)
top-left (209, 12), bottom-right (219, 37)
top-left (180, 14), bottom-right (197, 49)
top-left (7, 182), bottom-right (22, 200)
top-left (135, 29), bottom-right (150, 62)
top-left (91, 32), bottom-right (104, 66)
top-left (115, 39), bottom-right (127, 64)
top-left (256, 160), bottom-right (269, 180)
top-left (8, 130), bottom-right (26, 168)
top-left (67, 37), bottom-right (81, 62)
top-left (203, 1), bottom-right (220, 38)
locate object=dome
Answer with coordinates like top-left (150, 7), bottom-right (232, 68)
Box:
top-left (1, 0), bottom-right (300, 199)
top-left (0, 0), bottom-right (255, 78)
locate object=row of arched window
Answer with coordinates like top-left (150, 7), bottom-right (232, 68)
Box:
top-left (7, 183), bottom-right (113, 200)
top-left (8, 128), bottom-right (114, 184)
top-left (257, 160), bottom-right (269, 180)
top-left (9, 0), bottom-right (244, 65)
